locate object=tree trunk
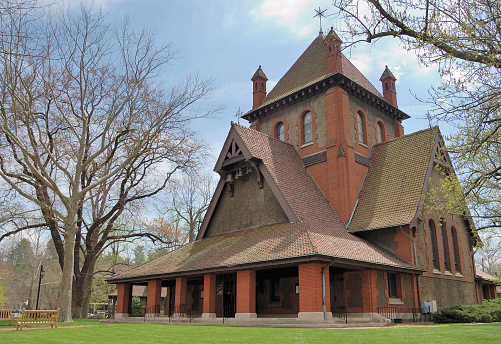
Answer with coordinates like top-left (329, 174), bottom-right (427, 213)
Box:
top-left (57, 228), bottom-right (76, 322)
top-left (71, 256), bottom-right (96, 318)
top-left (79, 258), bottom-right (96, 318)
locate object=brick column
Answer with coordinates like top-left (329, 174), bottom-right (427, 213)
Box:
top-left (115, 283), bottom-right (133, 319)
top-left (360, 270), bottom-right (378, 313)
top-left (146, 279), bottom-right (162, 313)
top-left (235, 270), bottom-right (257, 321)
top-left (202, 274), bottom-right (217, 320)
top-left (298, 263), bottom-right (330, 321)
top-left (175, 277), bottom-right (187, 313)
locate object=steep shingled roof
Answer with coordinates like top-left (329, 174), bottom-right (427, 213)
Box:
top-left (348, 127), bottom-right (439, 232)
top-left (260, 32), bottom-right (383, 108)
top-left (110, 125), bottom-right (418, 282)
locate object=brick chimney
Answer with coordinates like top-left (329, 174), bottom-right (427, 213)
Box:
top-left (251, 65), bottom-right (267, 109)
top-left (380, 65), bottom-right (397, 108)
top-left (324, 27), bottom-right (343, 74)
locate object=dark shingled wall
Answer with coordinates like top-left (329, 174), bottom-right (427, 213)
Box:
top-left (346, 271), bottom-right (363, 307)
top-left (377, 271), bottom-right (387, 307)
top-left (204, 175), bottom-right (289, 237)
top-left (419, 276), bottom-right (475, 308)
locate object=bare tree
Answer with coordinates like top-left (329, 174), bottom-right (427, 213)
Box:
top-left (0, 4), bottom-right (218, 321)
top-left (169, 172), bottom-right (215, 242)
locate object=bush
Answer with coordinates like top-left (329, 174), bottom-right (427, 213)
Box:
top-left (434, 298), bottom-right (501, 323)
top-left (131, 297), bottom-right (144, 317)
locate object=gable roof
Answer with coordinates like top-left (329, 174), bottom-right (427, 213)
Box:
top-left (260, 32), bottom-right (382, 108)
top-left (348, 127), bottom-right (440, 232)
top-left (109, 124), bottom-right (420, 283)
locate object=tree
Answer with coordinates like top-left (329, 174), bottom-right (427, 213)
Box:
top-left (331, 0), bottom-right (501, 234)
top-left (0, 3), bottom-right (218, 321)
top-left (169, 172), bottom-right (215, 242)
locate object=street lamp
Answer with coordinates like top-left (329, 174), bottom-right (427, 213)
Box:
top-left (36, 265), bottom-right (45, 310)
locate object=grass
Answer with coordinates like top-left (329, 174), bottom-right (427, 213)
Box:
top-left (0, 320), bottom-right (500, 343)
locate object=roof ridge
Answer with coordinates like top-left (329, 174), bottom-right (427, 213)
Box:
top-left (373, 126), bottom-right (439, 148)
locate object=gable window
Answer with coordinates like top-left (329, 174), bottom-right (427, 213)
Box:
top-left (388, 273), bottom-right (398, 298)
top-left (303, 111), bottom-right (312, 144)
top-left (276, 122), bottom-right (285, 141)
top-left (357, 111), bottom-right (367, 145)
top-left (377, 122), bottom-right (385, 143)
top-left (451, 226), bottom-right (461, 274)
top-left (429, 219), bottom-right (440, 271)
top-left (441, 219), bottom-right (451, 272)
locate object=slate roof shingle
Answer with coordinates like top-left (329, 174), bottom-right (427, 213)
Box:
top-left (348, 127), bottom-right (439, 232)
top-left (110, 124), bottom-right (420, 282)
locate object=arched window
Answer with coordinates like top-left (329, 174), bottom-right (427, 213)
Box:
top-left (441, 219), bottom-right (451, 272)
top-left (357, 111), bottom-right (366, 144)
top-left (377, 122), bottom-right (385, 143)
top-left (429, 219), bottom-right (440, 270)
top-left (276, 122), bottom-right (285, 141)
top-left (451, 227), bottom-right (461, 273)
top-left (303, 111), bottom-right (312, 144)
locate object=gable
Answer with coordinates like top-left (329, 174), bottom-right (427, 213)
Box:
top-left (203, 174), bottom-right (289, 238)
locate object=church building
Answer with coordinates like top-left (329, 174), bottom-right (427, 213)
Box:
top-left (107, 28), bottom-right (482, 325)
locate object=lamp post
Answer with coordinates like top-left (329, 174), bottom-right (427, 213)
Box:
top-left (36, 265), bottom-right (45, 310)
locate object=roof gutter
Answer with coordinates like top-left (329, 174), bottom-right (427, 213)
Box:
top-left (322, 259), bottom-right (336, 321)
top-left (400, 224), bottom-right (421, 310)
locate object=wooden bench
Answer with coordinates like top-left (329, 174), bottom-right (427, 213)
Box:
top-left (16, 309), bottom-right (59, 330)
top-left (0, 308), bottom-right (15, 325)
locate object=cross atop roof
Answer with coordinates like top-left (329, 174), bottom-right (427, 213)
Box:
top-left (313, 7), bottom-right (327, 35)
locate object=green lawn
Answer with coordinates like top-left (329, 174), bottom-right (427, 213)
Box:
top-left (0, 321), bottom-right (500, 343)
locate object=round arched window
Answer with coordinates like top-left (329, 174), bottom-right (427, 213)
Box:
top-left (377, 122), bottom-right (384, 143)
top-left (357, 111), bottom-right (366, 144)
top-left (303, 112), bottom-right (312, 144)
top-left (276, 122), bottom-right (285, 141)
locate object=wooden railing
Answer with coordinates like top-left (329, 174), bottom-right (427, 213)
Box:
top-left (377, 307), bottom-right (424, 323)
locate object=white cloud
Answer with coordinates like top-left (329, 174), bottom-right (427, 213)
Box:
top-left (250, 0), bottom-right (332, 38)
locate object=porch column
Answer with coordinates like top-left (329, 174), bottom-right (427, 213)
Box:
top-left (235, 270), bottom-right (257, 321)
top-left (360, 270), bottom-right (378, 313)
top-left (175, 277), bottom-right (187, 313)
top-left (146, 279), bottom-right (162, 313)
top-left (115, 282), bottom-right (133, 319)
top-left (298, 263), bottom-right (331, 321)
top-left (202, 274), bottom-right (217, 320)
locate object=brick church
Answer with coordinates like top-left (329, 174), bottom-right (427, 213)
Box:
top-left (108, 28), bottom-right (484, 324)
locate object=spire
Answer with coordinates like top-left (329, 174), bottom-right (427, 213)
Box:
top-left (251, 65), bottom-right (268, 110)
top-left (324, 27), bottom-right (343, 74)
top-left (379, 65), bottom-right (398, 108)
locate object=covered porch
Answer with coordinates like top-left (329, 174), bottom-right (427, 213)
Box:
top-left (109, 260), bottom-right (424, 326)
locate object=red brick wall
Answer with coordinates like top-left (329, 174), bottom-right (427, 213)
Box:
top-left (298, 263), bottom-right (330, 312)
top-left (116, 283), bottom-right (132, 314)
top-left (175, 277), bottom-right (187, 309)
top-left (203, 274), bottom-right (217, 314)
top-left (236, 270), bottom-right (256, 314)
top-left (360, 270), bottom-right (378, 313)
top-left (147, 279), bottom-right (162, 310)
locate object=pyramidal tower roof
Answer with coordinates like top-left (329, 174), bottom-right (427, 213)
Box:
top-left (260, 29), bottom-right (383, 108)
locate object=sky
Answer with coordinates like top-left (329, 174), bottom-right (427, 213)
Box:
top-left (71, 0), bottom-right (444, 168)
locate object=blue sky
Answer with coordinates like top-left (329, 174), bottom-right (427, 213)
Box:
top-left (90, 0), bottom-right (444, 166)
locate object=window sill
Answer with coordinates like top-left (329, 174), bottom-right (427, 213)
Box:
top-left (433, 269), bottom-right (442, 275)
top-left (444, 271), bottom-right (453, 276)
top-left (455, 272), bottom-right (463, 278)
top-left (300, 142), bottom-right (314, 148)
top-left (389, 298), bottom-right (404, 305)
top-left (358, 142), bottom-right (368, 148)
